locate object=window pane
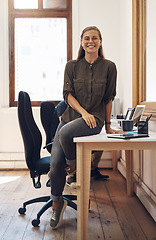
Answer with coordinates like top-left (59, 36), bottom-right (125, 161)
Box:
top-left (15, 18), bottom-right (67, 101)
top-left (146, 0), bottom-right (156, 101)
top-left (43, 0), bottom-right (66, 9)
top-left (14, 0), bottom-right (38, 9)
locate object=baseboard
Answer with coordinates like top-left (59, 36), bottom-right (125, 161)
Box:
top-left (134, 182), bottom-right (156, 221)
top-left (98, 158), bottom-right (113, 168)
top-left (0, 151), bottom-right (47, 170)
top-left (118, 160), bottom-right (156, 222)
top-left (0, 160), bottom-right (27, 169)
top-left (98, 150), bottom-right (120, 168)
top-left (0, 151), bottom-right (116, 170)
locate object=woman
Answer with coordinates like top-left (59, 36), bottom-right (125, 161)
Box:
top-left (49, 26), bottom-right (120, 229)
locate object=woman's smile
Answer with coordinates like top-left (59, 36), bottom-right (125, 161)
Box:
top-left (87, 45), bottom-right (95, 49)
top-left (81, 30), bottom-right (102, 57)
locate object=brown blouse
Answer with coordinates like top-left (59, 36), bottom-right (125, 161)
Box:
top-left (61, 57), bottom-right (117, 128)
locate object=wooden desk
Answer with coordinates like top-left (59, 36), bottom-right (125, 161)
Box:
top-left (74, 132), bottom-right (156, 240)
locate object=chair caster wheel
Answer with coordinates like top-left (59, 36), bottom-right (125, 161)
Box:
top-left (32, 218), bottom-right (40, 227)
top-left (18, 207), bottom-right (26, 215)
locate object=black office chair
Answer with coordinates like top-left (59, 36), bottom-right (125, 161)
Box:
top-left (17, 91), bottom-right (77, 227)
top-left (40, 101), bottom-right (59, 153)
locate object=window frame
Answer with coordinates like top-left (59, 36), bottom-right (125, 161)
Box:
top-left (8, 0), bottom-right (72, 106)
top-left (132, 0), bottom-right (156, 121)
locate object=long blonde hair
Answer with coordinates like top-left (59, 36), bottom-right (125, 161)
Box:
top-left (77, 26), bottom-right (105, 60)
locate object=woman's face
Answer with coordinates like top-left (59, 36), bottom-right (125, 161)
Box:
top-left (81, 30), bottom-right (102, 56)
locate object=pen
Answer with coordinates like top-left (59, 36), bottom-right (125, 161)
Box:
top-left (141, 114), bottom-right (152, 128)
top-left (145, 114), bottom-right (152, 122)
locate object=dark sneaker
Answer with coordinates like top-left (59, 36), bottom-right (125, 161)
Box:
top-left (50, 199), bottom-right (67, 229)
top-left (66, 172), bottom-right (76, 189)
top-left (91, 167), bottom-right (109, 180)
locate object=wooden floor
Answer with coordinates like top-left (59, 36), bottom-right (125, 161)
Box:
top-left (0, 169), bottom-right (155, 240)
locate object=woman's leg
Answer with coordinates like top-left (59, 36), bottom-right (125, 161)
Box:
top-left (49, 118), bottom-right (101, 199)
top-left (59, 118), bottom-right (101, 166)
top-left (49, 121), bottom-right (69, 229)
top-left (49, 118), bottom-right (101, 229)
top-left (48, 121), bottom-right (67, 200)
top-left (91, 151), bottom-right (103, 169)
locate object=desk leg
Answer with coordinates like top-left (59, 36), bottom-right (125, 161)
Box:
top-left (76, 143), bottom-right (91, 240)
top-left (112, 150), bottom-right (117, 170)
top-left (125, 150), bottom-right (134, 197)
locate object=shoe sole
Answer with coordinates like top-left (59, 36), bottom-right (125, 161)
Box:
top-left (51, 199), bottom-right (68, 230)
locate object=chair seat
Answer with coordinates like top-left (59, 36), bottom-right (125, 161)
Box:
top-left (36, 156), bottom-right (50, 174)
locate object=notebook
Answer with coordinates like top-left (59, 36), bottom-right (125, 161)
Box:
top-left (107, 133), bottom-right (149, 139)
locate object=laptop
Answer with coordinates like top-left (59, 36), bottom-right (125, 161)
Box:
top-left (107, 133), bottom-right (149, 139)
top-left (132, 105), bottom-right (145, 125)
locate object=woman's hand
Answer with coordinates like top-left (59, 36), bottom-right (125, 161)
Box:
top-left (67, 93), bottom-right (97, 128)
top-left (82, 111), bottom-right (97, 128)
top-left (67, 93), bottom-right (96, 128)
top-left (106, 127), bottom-right (125, 134)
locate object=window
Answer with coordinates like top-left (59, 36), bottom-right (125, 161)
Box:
top-left (9, 0), bottom-right (72, 106)
top-left (132, 0), bottom-right (156, 121)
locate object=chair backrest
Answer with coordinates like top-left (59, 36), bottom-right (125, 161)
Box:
top-left (40, 101), bottom-right (59, 153)
top-left (18, 91), bottom-right (42, 170)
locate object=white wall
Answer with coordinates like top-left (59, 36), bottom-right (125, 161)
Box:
top-left (119, 1), bottom-right (132, 113)
top-left (0, 0), bottom-right (132, 165)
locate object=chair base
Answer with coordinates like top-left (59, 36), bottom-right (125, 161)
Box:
top-left (18, 194), bottom-right (77, 227)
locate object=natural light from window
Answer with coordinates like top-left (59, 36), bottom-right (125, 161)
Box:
top-left (0, 176), bottom-right (20, 184)
top-left (14, 0), bottom-right (38, 9)
top-left (15, 18), bottom-right (67, 101)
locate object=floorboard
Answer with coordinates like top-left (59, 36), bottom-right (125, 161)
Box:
top-left (0, 170), bottom-right (155, 240)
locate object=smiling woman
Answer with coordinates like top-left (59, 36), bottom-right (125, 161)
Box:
top-left (47, 26), bottom-right (123, 230)
top-left (81, 30), bottom-right (102, 60)
top-left (77, 26), bottom-right (105, 60)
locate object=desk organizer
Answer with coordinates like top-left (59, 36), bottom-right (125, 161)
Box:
top-left (137, 121), bottom-right (148, 134)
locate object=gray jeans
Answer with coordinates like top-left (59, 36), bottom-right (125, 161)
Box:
top-left (48, 117), bottom-right (101, 201)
